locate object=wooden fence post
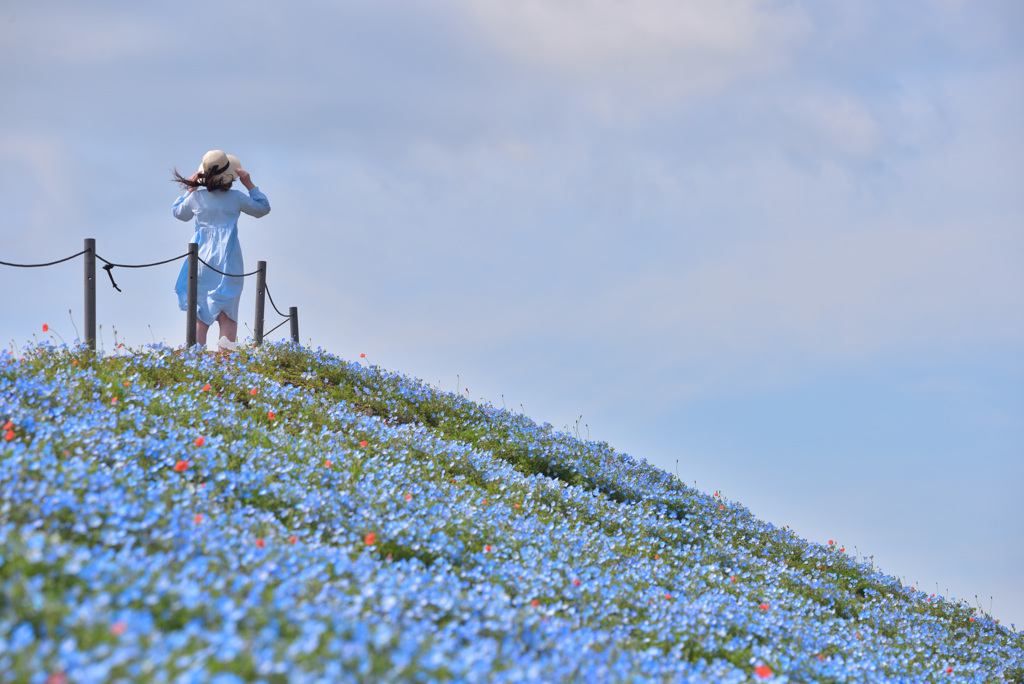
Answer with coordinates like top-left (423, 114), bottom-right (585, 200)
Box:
top-left (186, 243), bottom-right (198, 347)
top-left (84, 238), bottom-right (96, 351)
top-left (254, 261), bottom-right (266, 346)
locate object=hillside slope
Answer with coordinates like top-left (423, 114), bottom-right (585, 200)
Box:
top-left (1, 342), bottom-right (1022, 683)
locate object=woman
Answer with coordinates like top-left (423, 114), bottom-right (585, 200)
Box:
top-left (172, 150), bottom-right (270, 349)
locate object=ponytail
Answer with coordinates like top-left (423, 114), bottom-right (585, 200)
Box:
top-left (172, 165), bottom-right (234, 192)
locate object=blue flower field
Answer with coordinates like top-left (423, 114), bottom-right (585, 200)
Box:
top-left (1, 341), bottom-right (1022, 682)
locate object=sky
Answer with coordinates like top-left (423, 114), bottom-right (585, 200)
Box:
top-left (2, 1), bottom-right (1022, 627)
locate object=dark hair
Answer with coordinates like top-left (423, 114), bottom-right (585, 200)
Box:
top-left (172, 167), bottom-right (233, 192)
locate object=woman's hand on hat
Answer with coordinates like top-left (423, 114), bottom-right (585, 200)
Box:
top-left (236, 168), bottom-right (255, 190)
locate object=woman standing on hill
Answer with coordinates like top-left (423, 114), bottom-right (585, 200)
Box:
top-left (172, 150), bottom-right (270, 350)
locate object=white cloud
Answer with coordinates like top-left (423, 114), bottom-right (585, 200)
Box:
top-left (0, 9), bottom-right (166, 63)
top-left (605, 220), bottom-right (1023, 370)
top-left (457, 0), bottom-right (808, 99)
top-left (0, 135), bottom-right (76, 245)
top-left (789, 96), bottom-right (882, 159)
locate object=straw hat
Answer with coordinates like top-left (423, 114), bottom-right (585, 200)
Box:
top-left (197, 150), bottom-right (238, 183)
top-left (226, 154), bottom-right (241, 182)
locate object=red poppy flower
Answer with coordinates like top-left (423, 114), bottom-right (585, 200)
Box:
top-left (195, 436), bottom-right (205, 447)
top-left (250, 388), bottom-right (258, 396)
top-left (4, 430), bottom-right (15, 441)
top-left (754, 664), bottom-right (772, 679)
top-left (665, 593), bottom-right (672, 600)
top-left (359, 440), bottom-right (368, 447)
top-left (174, 460), bottom-right (189, 472)
top-left (946, 668), bottom-right (953, 674)
top-left (202, 384), bottom-right (211, 392)
top-left (731, 576), bottom-right (736, 582)
top-left (109, 621), bottom-right (127, 637)
top-left (364, 532), bottom-right (376, 546)
top-left (404, 493), bottom-right (412, 501)
top-left (123, 381), bottom-right (130, 386)
top-left (360, 353), bottom-right (366, 358)
top-left (194, 514), bottom-right (203, 523)
top-left (111, 397), bottom-right (117, 404)
top-left (530, 599), bottom-right (539, 607)
top-left (267, 411), bottom-right (275, 420)
top-left (289, 536), bottom-right (297, 544)
top-left (481, 499), bottom-right (487, 504)
top-left (42, 324), bottom-right (49, 332)
top-left (573, 579), bottom-right (581, 586)
top-left (256, 539), bottom-right (264, 548)
top-left (325, 460), bottom-right (333, 468)
top-left (484, 545), bottom-right (491, 552)
top-left (759, 603), bottom-right (770, 610)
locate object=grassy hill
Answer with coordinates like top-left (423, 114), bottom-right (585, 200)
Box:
top-left (1, 341), bottom-right (1022, 683)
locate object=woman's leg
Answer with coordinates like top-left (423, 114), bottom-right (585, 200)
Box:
top-left (196, 318), bottom-right (211, 346)
top-left (217, 312), bottom-right (238, 343)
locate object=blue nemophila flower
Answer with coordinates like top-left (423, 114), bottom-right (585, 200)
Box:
top-left (1, 342), bottom-right (1022, 682)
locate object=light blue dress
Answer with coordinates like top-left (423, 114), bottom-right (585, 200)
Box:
top-left (172, 186), bottom-right (271, 325)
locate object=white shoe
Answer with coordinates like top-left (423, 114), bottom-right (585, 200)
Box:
top-left (217, 337), bottom-right (237, 351)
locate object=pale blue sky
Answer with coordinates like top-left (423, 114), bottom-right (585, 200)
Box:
top-left (2, 1), bottom-right (1022, 625)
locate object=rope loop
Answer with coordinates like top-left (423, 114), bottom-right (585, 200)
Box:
top-left (264, 282), bottom-right (290, 317)
top-left (264, 318), bottom-right (291, 336)
top-left (93, 253), bottom-right (190, 292)
top-left (196, 257), bottom-right (261, 279)
top-left (0, 249), bottom-right (88, 268)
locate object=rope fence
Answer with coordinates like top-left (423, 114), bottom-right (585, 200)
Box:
top-left (0, 238), bottom-right (299, 351)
